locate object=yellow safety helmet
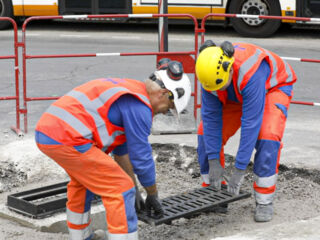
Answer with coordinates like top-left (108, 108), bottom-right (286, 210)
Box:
top-left (196, 41), bottom-right (235, 91)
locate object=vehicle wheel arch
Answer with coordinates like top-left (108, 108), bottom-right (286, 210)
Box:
top-left (0, 0), bottom-right (14, 29)
top-left (227, 0), bottom-right (282, 38)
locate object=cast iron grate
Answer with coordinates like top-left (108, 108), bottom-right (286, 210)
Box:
top-left (7, 182), bottom-right (250, 225)
top-left (138, 185), bottom-right (251, 225)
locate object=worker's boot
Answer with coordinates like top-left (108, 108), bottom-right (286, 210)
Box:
top-left (91, 229), bottom-right (108, 240)
top-left (254, 203), bottom-right (273, 222)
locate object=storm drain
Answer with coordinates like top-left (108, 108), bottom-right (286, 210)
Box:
top-left (7, 182), bottom-right (250, 225)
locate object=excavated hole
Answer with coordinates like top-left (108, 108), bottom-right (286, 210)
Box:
top-left (151, 143), bottom-right (320, 186)
top-left (137, 143), bottom-right (320, 240)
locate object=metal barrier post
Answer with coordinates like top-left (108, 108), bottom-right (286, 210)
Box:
top-left (0, 17), bottom-right (22, 136)
top-left (158, 0), bottom-right (168, 52)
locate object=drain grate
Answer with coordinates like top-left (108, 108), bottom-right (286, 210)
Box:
top-left (7, 181), bottom-right (69, 219)
top-left (7, 181), bottom-right (99, 219)
top-left (138, 185), bottom-right (251, 225)
top-left (7, 182), bottom-right (250, 224)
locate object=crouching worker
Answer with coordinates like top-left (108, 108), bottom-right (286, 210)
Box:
top-left (195, 40), bottom-right (297, 222)
top-left (35, 59), bottom-right (191, 240)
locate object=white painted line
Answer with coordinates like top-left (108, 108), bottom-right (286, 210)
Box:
top-left (111, 36), bottom-right (141, 40)
top-left (171, 37), bottom-right (193, 42)
top-left (96, 53), bottom-right (121, 56)
top-left (60, 34), bottom-right (90, 38)
top-left (26, 33), bottom-right (41, 36)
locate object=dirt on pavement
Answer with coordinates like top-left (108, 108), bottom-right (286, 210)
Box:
top-left (0, 134), bottom-right (320, 240)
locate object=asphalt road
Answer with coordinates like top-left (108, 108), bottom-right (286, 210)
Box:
top-left (0, 20), bottom-right (320, 167)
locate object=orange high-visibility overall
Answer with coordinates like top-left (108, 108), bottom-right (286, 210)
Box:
top-left (198, 43), bottom-right (296, 204)
top-left (36, 78), bottom-right (152, 240)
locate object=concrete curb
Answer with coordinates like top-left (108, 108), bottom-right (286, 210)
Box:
top-left (0, 203), bottom-right (106, 233)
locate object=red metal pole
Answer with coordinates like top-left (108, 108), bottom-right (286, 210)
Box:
top-left (0, 17), bottom-right (21, 135)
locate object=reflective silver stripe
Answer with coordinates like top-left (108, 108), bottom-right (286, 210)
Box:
top-left (46, 105), bottom-right (92, 139)
top-left (254, 174), bottom-right (277, 188)
top-left (68, 224), bottom-right (92, 240)
top-left (284, 60), bottom-right (294, 83)
top-left (91, 87), bottom-right (150, 108)
top-left (70, 87), bottom-right (150, 149)
top-left (67, 208), bottom-right (91, 225)
top-left (101, 130), bottom-right (126, 152)
top-left (201, 174), bottom-right (210, 185)
top-left (237, 49), bottom-right (263, 94)
top-left (67, 90), bottom-right (112, 147)
top-left (108, 231), bottom-right (138, 240)
top-left (91, 87), bottom-right (130, 108)
top-left (136, 93), bottom-right (150, 106)
top-left (254, 191), bottom-right (275, 205)
top-left (264, 50), bottom-right (278, 88)
top-left (210, 91), bottom-right (218, 97)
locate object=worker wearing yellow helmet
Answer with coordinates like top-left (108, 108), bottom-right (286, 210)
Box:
top-left (195, 40), bottom-right (297, 222)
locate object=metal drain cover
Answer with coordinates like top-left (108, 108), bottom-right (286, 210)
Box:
top-left (7, 182), bottom-right (250, 225)
top-left (138, 185), bottom-right (251, 225)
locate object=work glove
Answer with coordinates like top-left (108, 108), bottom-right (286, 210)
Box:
top-left (145, 193), bottom-right (164, 219)
top-left (135, 187), bottom-right (145, 213)
top-left (208, 159), bottom-right (224, 190)
top-left (227, 167), bottom-right (246, 195)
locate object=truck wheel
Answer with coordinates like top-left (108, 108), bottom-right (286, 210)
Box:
top-left (228, 0), bottom-right (281, 37)
top-left (0, 0), bottom-right (13, 29)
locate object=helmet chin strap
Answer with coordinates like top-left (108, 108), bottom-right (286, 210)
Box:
top-left (220, 68), bottom-right (233, 91)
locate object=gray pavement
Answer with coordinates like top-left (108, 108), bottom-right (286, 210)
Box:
top-left (0, 130), bottom-right (319, 239)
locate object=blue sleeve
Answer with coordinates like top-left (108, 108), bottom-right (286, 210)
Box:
top-left (201, 87), bottom-right (223, 160)
top-left (112, 141), bottom-right (128, 156)
top-left (116, 95), bottom-right (155, 187)
top-left (235, 60), bottom-right (270, 170)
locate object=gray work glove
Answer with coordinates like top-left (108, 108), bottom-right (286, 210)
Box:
top-left (135, 187), bottom-right (145, 213)
top-left (145, 193), bottom-right (164, 219)
top-left (208, 159), bottom-right (224, 190)
top-left (227, 168), bottom-right (246, 195)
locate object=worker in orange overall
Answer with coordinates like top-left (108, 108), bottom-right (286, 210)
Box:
top-left (35, 59), bottom-right (191, 240)
top-left (196, 40), bottom-right (296, 222)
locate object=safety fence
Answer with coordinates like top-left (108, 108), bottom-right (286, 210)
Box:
top-left (0, 17), bottom-right (22, 136)
top-left (19, 13), bottom-right (200, 133)
top-left (197, 13), bottom-right (320, 111)
top-left (1, 13), bottom-right (320, 134)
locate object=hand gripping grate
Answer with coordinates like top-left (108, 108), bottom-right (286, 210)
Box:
top-left (138, 185), bottom-right (251, 226)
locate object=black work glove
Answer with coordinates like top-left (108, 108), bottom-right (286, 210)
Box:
top-left (145, 193), bottom-right (164, 219)
top-left (135, 187), bottom-right (145, 213)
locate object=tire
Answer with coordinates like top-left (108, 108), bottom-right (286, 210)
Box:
top-left (0, 0), bottom-right (13, 29)
top-left (228, 0), bottom-right (281, 38)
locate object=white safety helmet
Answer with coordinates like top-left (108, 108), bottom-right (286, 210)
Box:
top-left (150, 59), bottom-right (191, 115)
